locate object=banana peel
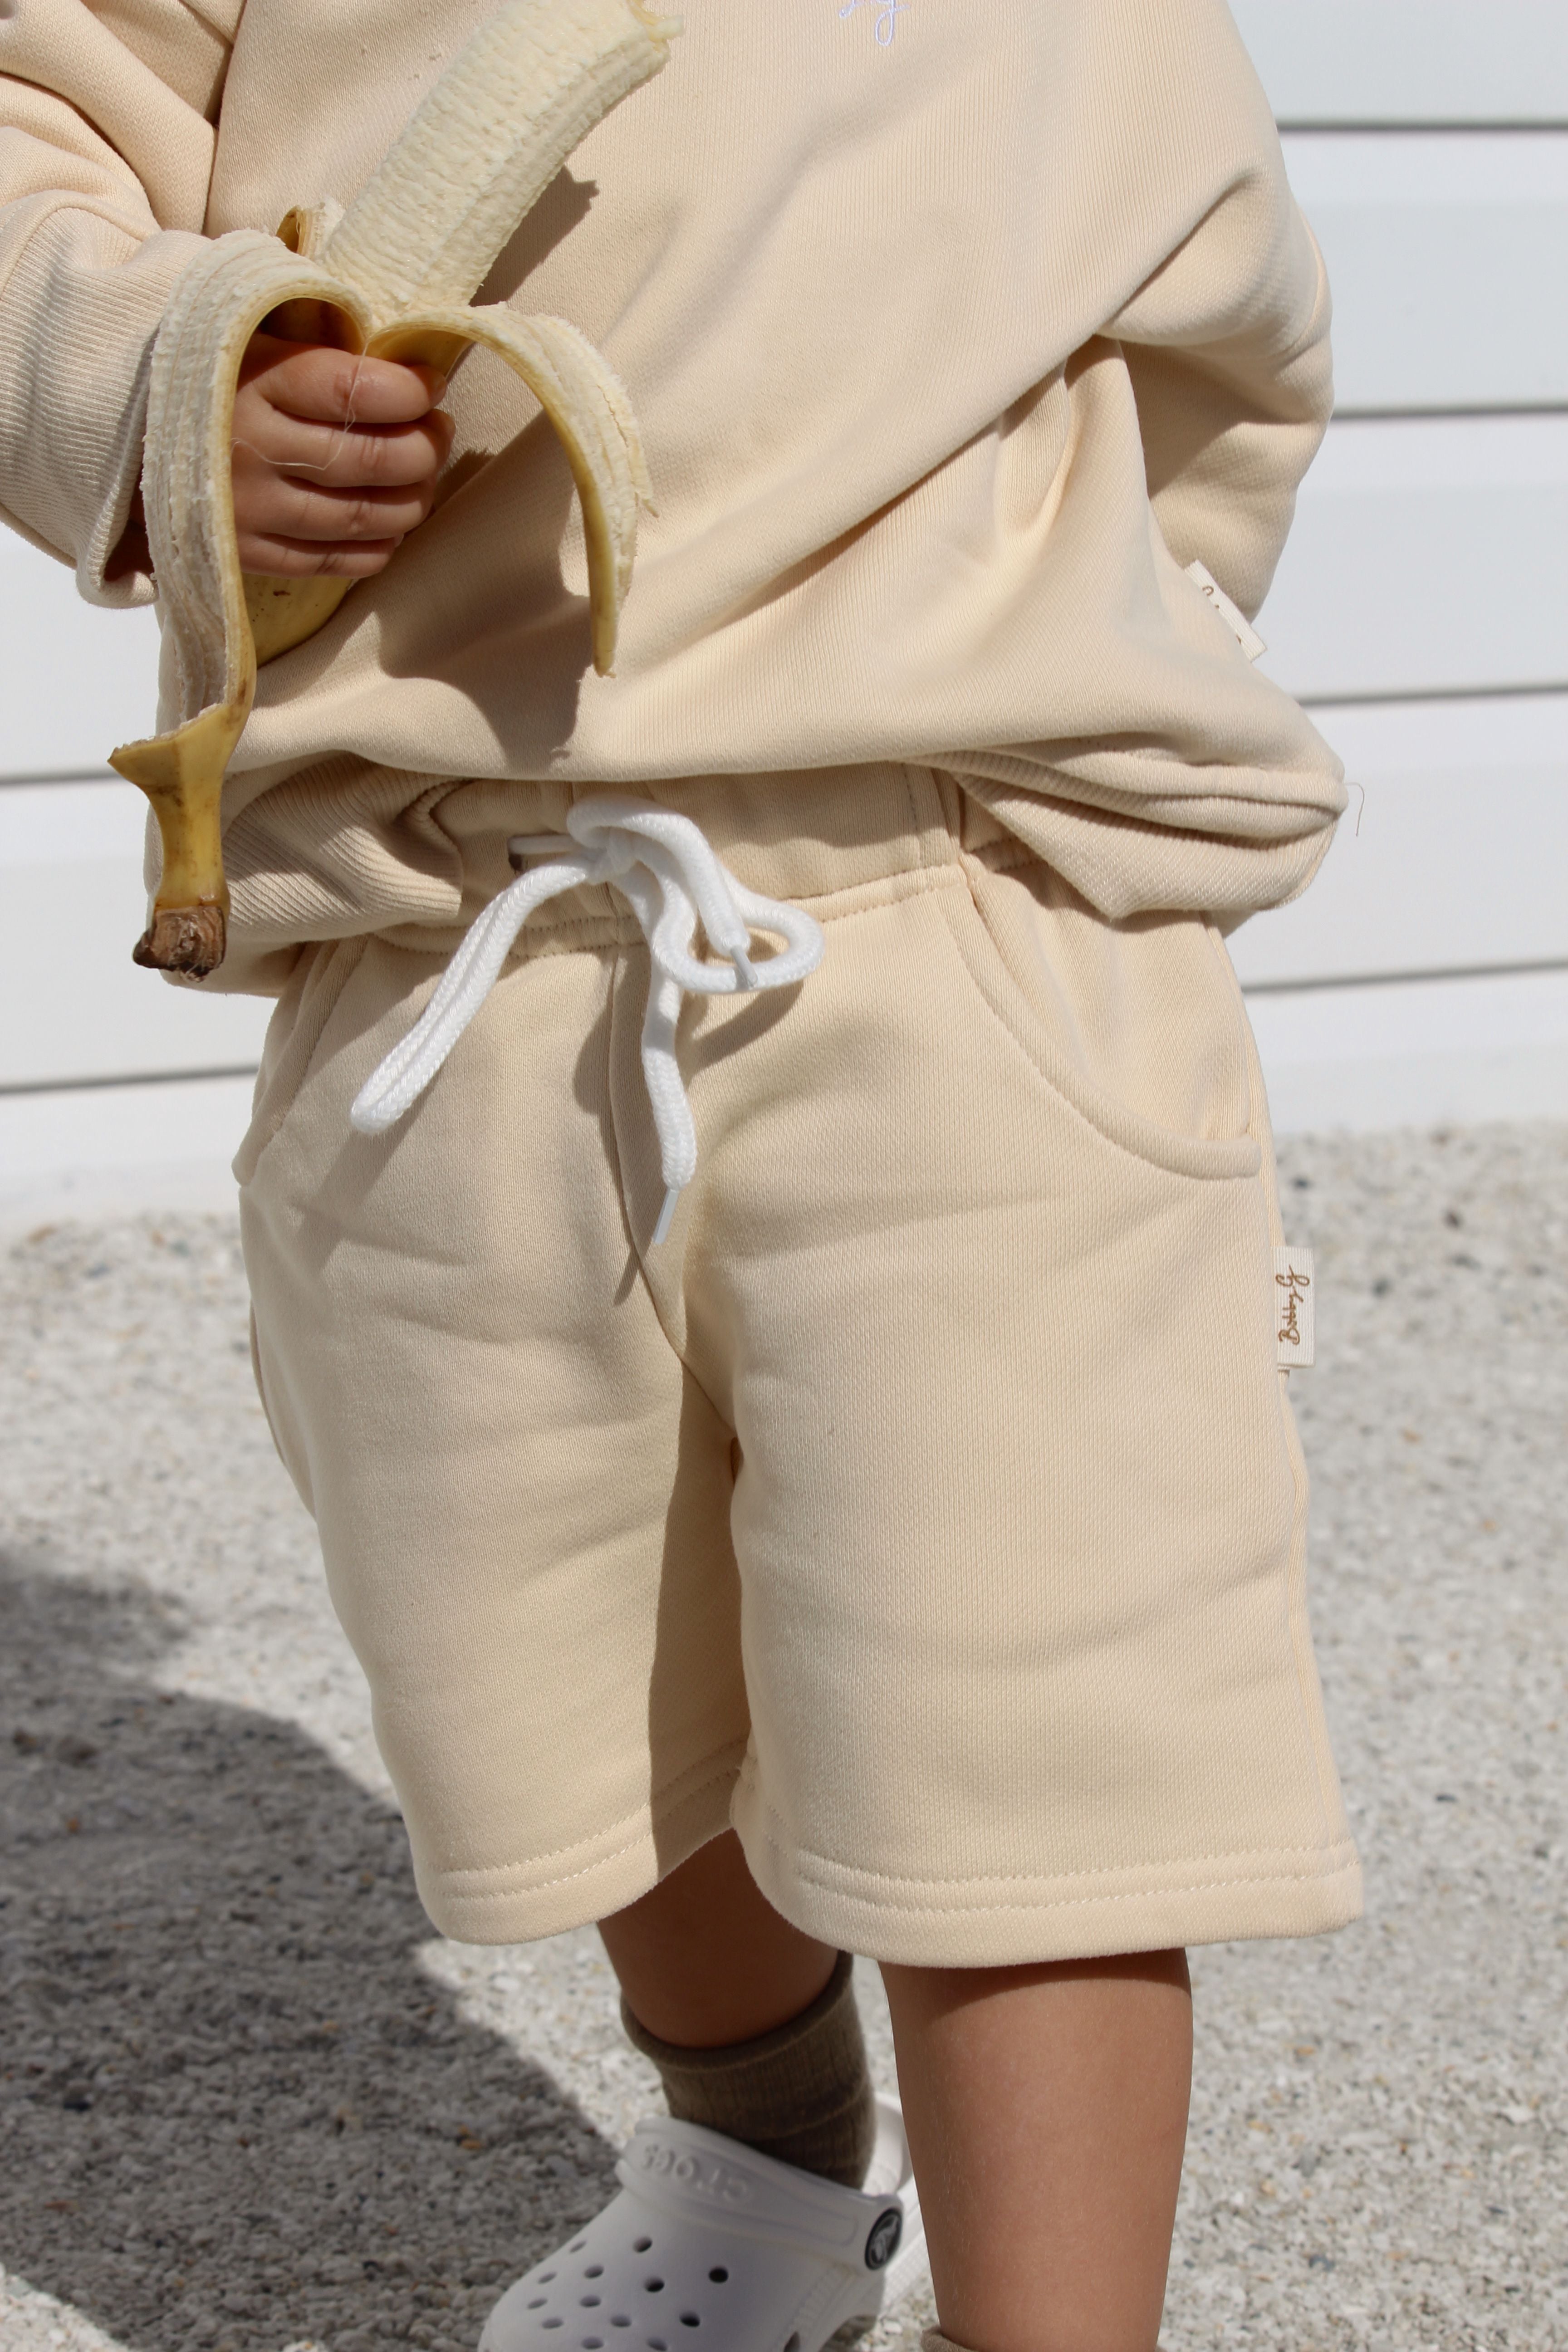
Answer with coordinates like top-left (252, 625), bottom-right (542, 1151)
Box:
top-left (111, 0), bottom-right (678, 978)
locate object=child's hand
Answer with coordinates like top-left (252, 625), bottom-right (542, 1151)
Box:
top-left (228, 331), bottom-right (455, 578)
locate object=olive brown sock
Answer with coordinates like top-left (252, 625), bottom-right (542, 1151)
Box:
top-left (620, 1949), bottom-right (877, 2189)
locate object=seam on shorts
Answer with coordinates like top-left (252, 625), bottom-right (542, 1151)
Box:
top-left (1203, 916), bottom-right (1254, 1139)
top-left (740, 1780), bottom-right (1355, 1906)
top-left (764, 1861), bottom-right (1362, 1922)
top-left (1235, 997), bottom-right (1347, 1843)
top-left (799, 859), bottom-right (967, 928)
top-left (931, 872), bottom-right (1262, 1183)
top-left (601, 946), bottom-right (644, 1272)
top-left (648, 1319), bottom-right (733, 1458)
top-left (970, 835), bottom-right (1045, 880)
top-left (1276, 1337), bottom-right (1348, 1842)
top-left (603, 941), bottom-right (740, 1432)
top-left (902, 765), bottom-right (931, 868)
top-left (234, 934), bottom-right (368, 1186)
top-left (1264, 1246), bottom-right (1341, 1848)
top-left (425, 1752), bottom-right (744, 1899)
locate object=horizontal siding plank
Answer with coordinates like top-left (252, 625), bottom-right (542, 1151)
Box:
top-left (1281, 133), bottom-right (1568, 412)
top-left (1254, 415), bottom-right (1568, 701)
top-left (0, 785), bottom-right (270, 1088)
top-left (0, 550), bottom-right (159, 779)
top-left (1229, 693), bottom-right (1568, 987)
top-left (1247, 967), bottom-right (1568, 1131)
top-left (1231, 1), bottom-right (1568, 126)
top-left (0, 778), bottom-right (150, 861)
top-left (0, 1074), bottom-right (256, 1220)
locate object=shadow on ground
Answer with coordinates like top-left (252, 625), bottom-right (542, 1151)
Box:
top-left (0, 1556), bottom-right (615, 2352)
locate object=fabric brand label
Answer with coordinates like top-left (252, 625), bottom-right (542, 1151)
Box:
top-left (839, 0), bottom-right (908, 42)
top-left (1274, 1246), bottom-right (1315, 1367)
top-left (1186, 560), bottom-right (1267, 662)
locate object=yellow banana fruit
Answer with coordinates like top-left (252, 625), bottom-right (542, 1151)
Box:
top-left (111, 0), bottom-right (678, 978)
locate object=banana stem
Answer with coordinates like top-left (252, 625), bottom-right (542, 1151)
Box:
top-left (133, 901), bottom-right (228, 976)
top-left (110, 697), bottom-right (248, 979)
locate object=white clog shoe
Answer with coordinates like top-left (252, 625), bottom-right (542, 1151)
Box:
top-left (480, 2095), bottom-right (926, 2352)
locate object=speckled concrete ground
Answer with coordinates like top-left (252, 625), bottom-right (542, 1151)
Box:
top-left (1, 1122), bottom-right (1564, 2352)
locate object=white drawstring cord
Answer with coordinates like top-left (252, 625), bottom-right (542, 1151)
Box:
top-left (349, 795), bottom-right (826, 1245)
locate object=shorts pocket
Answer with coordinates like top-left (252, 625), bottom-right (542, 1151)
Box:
top-left (936, 857), bottom-right (1262, 1181)
top-left (232, 936), bottom-right (368, 1186)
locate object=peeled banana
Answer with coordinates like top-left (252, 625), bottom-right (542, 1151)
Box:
top-left (111, 0), bottom-right (678, 978)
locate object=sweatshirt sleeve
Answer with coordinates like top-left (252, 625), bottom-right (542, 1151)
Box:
top-left (1101, 3), bottom-right (1333, 622)
top-left (934, 0), bottom-right (1341, 924)
top-left (0, 0), bottom-right (238, 609)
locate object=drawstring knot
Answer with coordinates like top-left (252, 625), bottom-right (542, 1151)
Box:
top-left (349, 796), bottom-right (826, 1244)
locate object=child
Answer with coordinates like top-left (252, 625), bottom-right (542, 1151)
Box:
top-left (0, 3), bottom-right (1360, 2347)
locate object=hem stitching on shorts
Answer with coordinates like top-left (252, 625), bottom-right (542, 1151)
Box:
top-left (425, 1752), bottom-right (744, 1901)
top-left (763, 1854), bottom-right (1362, 1921)
top-left (741, 1787), bottom-right (1357, 1913)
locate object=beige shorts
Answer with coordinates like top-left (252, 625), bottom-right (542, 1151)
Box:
top-left (238, 763), bottom-right (1360, 1963)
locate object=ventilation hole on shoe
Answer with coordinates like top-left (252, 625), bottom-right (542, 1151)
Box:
top-left (707, 2269), bottom-right (728, 2285)
top-left (584, 2265), bottom-right (605, 2278)
top-left (543, 2323), bottom-right (563, 2332)
top-left (581, 2296), bottom-right (602, 2308)
top-left (570, 2240), bottom-right (588, 2253)
top-left (679, 2314), bottom-right (700, 2329)
top-left (644, 2278), bottom-right (665, 2294)
top-left (610, 2320), bottom-right (631, 2331)
top-left (541, 2272), bottom-right (558, 2283)
top-left (648, 2338), bottom-right (667, 2350)
top-left (528, 2298), bottom-right (548, 2311)
top-left (583, 2338), bottom-right (603, 2347)
top-left (633, 2237), bottom-right (653, 2254)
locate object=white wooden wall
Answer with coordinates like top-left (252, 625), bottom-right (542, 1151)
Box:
top-left (2, 1), bottom-right (1565, 1220)
top-left (1228, 0), bottom-right (1568, 1128)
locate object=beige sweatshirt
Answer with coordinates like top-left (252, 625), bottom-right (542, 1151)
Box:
top-left (0, 0), bottom-right (1344, 989)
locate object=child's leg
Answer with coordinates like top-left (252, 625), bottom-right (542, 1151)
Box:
top-left (600, 1829), bottom-right (875, 2188)
top-left (600, 1833), bottom-right (1191, 2352)
top-left (883, 1953), bottom-right (1191, 2352)
top-left (599, 1825), bottom-right (837, 2044)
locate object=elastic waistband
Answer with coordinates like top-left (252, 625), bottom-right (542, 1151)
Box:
top-left (383, 762), bottom-right (1013, 956)
top-left (351, 795), bottom-right (843, 1244)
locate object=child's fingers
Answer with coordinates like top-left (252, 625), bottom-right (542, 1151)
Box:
top-left (230, 329), bottom-right (451, 574)
top-left (234, 403), bottom-right (453, 491)
top-left (241, 332), bottom-right (446, 426)
top-left (232, 461), bottom-right (437, 551)
top-left (231, 529), bottom-right (406, 581)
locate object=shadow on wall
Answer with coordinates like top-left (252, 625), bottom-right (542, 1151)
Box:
top-left (0, 1556), bottom-right (614, 2352)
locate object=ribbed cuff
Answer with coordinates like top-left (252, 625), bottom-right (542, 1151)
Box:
top-left (0, 211), bottom-right (207, 608)
top-left (622, 1950), bottom-right (877, 2188)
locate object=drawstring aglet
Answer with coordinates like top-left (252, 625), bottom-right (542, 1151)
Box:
top-left (652, 1186), bottom-right (682, 1247)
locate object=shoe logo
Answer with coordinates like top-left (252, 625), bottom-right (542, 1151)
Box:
top-left (863, 2208), bottom-right (902, 2270)
top-left (630, 2137), bottom-right (754, 2208)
